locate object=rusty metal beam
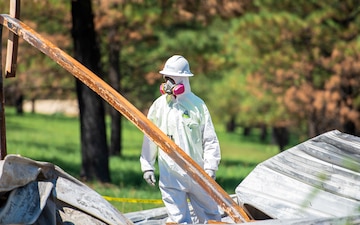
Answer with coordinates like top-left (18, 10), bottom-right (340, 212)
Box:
top-left (0, 14), bottom-right (251, 223)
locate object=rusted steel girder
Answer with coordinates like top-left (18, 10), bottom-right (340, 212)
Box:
top-left (0, 14), bottom-right (251, 223)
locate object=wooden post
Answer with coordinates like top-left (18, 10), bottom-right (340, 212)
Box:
top-left (0, 0), bottom-right (20, 159)
top-left (0, 25), bottom-right (7, 159)
top-left (5, 0), bottom-right (20, 78)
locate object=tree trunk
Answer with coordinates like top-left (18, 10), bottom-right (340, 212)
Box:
top-left (71, 0), bottom-right (110, 182)
top-left (272, 126), bottom-right (289, 152)
top-left (108, 28), bottom-right (122, 156)
top-left (343, 120), bottom-right (355, 135)
top-left (260, 124), bottom-right (267, 142)
top-left (307, 113), bottom-right (317, 138)
top-left (15, 93), bottom-right (23, 114)
top-left (243, 127), bottom-right (251, 136)
top-left (226, 116), bottom-right (236, 132)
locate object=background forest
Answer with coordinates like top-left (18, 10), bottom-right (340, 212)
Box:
top-left (1, 1), bottom-right (360, 179)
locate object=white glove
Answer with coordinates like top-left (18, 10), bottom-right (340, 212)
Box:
top-left (143, 170), bottom-right (156, 186)
top-left (205, 169), bottom-right (216, 180)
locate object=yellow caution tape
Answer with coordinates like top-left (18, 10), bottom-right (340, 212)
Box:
top-left (103, 196), bottom-right (163, 204)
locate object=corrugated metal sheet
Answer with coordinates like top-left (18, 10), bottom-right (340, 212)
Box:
top-left (236, 130), bottom-right (360, 221)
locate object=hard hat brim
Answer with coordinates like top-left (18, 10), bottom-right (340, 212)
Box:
top-left (159, 70), bottom-right (194, 77)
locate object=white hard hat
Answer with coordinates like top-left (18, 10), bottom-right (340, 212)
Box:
top-left (159, 55), bottom-right (194, 77)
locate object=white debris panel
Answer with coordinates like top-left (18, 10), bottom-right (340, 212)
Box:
top-left (0, 154), bottom-right (133, 225)
top-left (236, 130), bottom-right (360, 221)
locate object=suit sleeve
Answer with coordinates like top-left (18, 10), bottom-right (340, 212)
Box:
top-left (140, 103), bottom-right (159, 172)
top-left (202, 104), bottom-right (221, 171)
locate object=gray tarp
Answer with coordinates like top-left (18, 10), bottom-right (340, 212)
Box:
top-left (0, 154), bottom-right (133, 225)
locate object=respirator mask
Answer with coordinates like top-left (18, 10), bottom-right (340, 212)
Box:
top-left (160, 76), bottom-right (185, 96)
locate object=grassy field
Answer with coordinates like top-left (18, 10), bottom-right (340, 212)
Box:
top-left (4, 107), bottom-right (280, 213)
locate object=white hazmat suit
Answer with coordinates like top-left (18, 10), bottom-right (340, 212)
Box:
top-left (140, 55), bottom-right (221, 224)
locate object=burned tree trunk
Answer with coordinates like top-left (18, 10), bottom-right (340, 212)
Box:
top-left (71, 0), bottom-right (110, 182)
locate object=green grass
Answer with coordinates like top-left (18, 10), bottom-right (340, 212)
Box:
top-left (4, 107), bottom-right (279, 213)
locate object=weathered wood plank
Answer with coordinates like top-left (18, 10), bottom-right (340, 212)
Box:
top-left (5, 0), bottom-right (20, 78)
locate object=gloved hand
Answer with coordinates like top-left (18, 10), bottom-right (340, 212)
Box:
top-left (205, 169), bottom-right (216, 180)
top-left (143, 170), bottom-right (156, 186)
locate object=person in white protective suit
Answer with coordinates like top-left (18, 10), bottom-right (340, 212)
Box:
top-left (140, 55), bottom-right (222, 224)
